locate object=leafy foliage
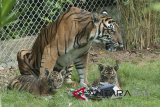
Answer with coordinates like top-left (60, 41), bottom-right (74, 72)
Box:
top-left (42, 0), bottom-right (73, 22)
top-left (0, 0), bottom-right (19, 28)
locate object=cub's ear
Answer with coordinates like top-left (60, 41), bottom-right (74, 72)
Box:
top-left (98, 63), bottom-right (104, 72)
top-left (114, 60), bottom-right (120, 71)
top-left (114, 65), bottom-right (119, 71)
top-left (45, 68), bottom-right (49, 76)
top-left (60, 69), bottom-right (66, 76)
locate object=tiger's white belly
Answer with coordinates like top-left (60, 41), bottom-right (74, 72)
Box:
top-left (56, 42), bottom-right (91, 68)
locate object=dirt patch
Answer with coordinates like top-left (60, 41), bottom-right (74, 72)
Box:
top-left (0, 67), bottom-right (18, 90)
top-left (89, 45), bottom-right (160, 64)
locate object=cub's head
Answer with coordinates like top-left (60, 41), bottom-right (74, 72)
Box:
top-left (45, 69), bottom-right (65, 92)
top-left (91, 11), bottom-right (123, 50)
top-left (98, 60), bottom-right (119, 84)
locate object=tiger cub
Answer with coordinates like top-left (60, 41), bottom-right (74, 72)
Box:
top-left (7, 70), bottom-right (64, 95)
top-left (92, 60), bottom-right (121, 88)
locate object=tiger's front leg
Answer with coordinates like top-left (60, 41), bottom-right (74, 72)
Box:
top-left (74, 53), bottom-right (89, 87)
top-left (64, 64), bottom-right (74, 84)
top-left (40, 44), bottom-right (58, 78)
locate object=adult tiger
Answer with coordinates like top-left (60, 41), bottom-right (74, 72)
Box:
top-left (17, 7), bottom-right (123, 87)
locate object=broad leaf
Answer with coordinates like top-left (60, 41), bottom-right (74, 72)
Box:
top-left (0, 11), bottom-right (19, 27)
top-left (1, 0), bottom-right (17, 18)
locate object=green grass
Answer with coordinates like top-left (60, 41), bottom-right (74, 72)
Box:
top-left (1, 58), bottom-right (160, 107)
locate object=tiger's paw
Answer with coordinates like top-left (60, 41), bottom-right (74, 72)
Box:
top-left (80, 82), bottom-right (88, 88)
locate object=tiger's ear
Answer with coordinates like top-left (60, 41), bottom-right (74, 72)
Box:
top-left (92, 13), bottom-right (100, 25)
top-left (98, 63), bottom-right (104, 72)
top-left (101, 10), bottom-right (108, 16)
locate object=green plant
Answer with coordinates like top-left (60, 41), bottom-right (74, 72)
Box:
top-left (0, 0), bottom-right (19, 28)
top-left (42, 0), bottom-right (73, 22)
top-left (0, 0), bottom-right (20, 40)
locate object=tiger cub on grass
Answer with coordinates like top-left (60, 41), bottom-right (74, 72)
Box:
top-left (7, 70), bottom-right (64, 95)
top-left (92, 60), bottom-right (121, 88)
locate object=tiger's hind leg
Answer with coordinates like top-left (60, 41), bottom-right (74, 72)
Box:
top-left (17, 49), bottom-right (33, 75)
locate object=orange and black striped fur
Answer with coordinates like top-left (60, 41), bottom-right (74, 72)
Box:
top-left (17, 7), bottom-right (123, 87)
top-left (8, 69), bottom-right (64, 95)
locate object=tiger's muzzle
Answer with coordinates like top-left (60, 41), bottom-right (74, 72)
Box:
top-left (105, 41), bottom-right (124, 51)
top-left (96, 34), bottom-right (112, 43)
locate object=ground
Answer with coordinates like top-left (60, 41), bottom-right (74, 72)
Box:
top-left (0, 48), bottom-right (160, 107)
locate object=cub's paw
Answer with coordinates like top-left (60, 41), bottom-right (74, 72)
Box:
top-left (65, 78), bottom-right (74, 84)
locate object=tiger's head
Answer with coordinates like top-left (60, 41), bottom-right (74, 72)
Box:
top-left (45, 69), bottom-right (65, 92)
top-left (91, 11), bottom-right (123, 50)
top-left (98, 60), bottom-right (119, 85)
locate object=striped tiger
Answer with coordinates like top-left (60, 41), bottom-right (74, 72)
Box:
top-left (7, 69), bottom-right (65, 95)
top-left (17, 7), bottom-right (123, 87)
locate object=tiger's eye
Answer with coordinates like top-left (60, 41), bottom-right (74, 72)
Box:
top-left (108, 20), bottom-right (112, 24)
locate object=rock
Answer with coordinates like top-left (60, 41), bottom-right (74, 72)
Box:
top-left (0, 66), bottom-right (4, 71)
top-left (0, 63), bottom-right (7, 68)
